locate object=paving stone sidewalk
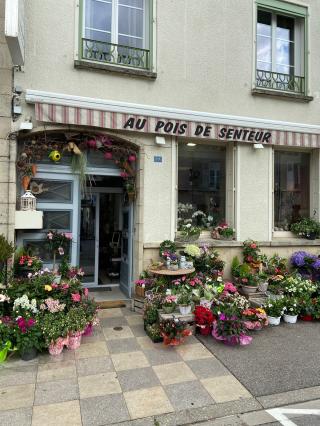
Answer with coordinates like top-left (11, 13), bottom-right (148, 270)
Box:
top-left (0, 307), bottom-right (261, 426)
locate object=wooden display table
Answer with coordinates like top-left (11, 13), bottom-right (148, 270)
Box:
top-left (149, 268), bottom-right (195, 276)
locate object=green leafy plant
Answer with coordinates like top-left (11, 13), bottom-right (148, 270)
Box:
top-left (177, 291), bottom-right (191, 306)
top-left (264, 297), bottom-right (285, 317)
top-left (290, 217), bottom-right (320, 239)
top-left (159, 240), bottom-right (177, 258)
top-left (282, 296), bottom-right (301, 316)
top-left (65, 306), bottom-right (88, 335)
top-left (40, 311), bottom-right (69, 345)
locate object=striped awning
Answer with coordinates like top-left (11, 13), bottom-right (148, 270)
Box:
top-left (34, 102), bottom-right (320, 148)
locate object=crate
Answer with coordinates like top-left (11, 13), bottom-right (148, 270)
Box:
top-left (133, 296), bottom-right (144, 314)
top-left (135, 286), bottom-right (145, 298)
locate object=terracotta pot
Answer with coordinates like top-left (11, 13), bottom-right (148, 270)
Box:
top-left (21, 175), bottom-right (31, 190)
top-left (31, 164), bottom-right (37, 176)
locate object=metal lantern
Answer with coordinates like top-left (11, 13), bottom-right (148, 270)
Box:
top-left (21, 190), bottom-right (37, 211)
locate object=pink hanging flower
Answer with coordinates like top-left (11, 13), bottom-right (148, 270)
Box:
top-left (71, 293), bottom-right (81, 302)
top-left (87, 139), bottom-right (97, 148)
top-left (47, 232), bottom-right (53, 240)
top-left (64, 232), bottom-right (72, 240)
top-left (120, 171), bottom-right (129, 178)
top-left (128, 154), bottom-right (136, 162)
top-left (104, 152), bottom-right (113, 160)
top-left (58, 247), bottom-right (64, 255)
top-left (84, 288), bottom-right (89, 297)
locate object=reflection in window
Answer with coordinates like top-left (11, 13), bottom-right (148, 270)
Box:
top-left (43, 211), bottom-right (71, 230)
top-left (30, 179), bottom-right (73, 203)
top-left (23, 240), bottom-right (71, 263)
top-left (274, 151), bottom-right (310, 231)
top-left (178, 145), bottom-right (226, 229)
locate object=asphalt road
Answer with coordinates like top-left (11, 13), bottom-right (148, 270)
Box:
top-left (198, 321), bottom-right (320, 397)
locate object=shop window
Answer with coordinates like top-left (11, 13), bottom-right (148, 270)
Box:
top-left (178, 144), bottom-right (226, 229)
top-left (30, 179), bottom-right (73, 203)
top-left (256, 1), bottom-right (307, 95)
top-left (274, 151), bottom-right (310, 231)
top-left (43, 211), bottom-right (72, 231)
top-left (80, 0), bottom-right (152, 71)
top-left (22, 240), bottom-right (71, 264)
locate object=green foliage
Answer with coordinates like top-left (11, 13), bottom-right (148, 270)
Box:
top-left (40, 311), bottom-right (69, 345)
top-left (143, 302), bottom-right (159, 325)
top-left (290, 217), bottom-right (320, 238)
top-left (65, 306), bottom-right (87, 334)
top-left (177, 291), bottom-right (191, 306)
top-left (59, 256), bottom-right (70, 278)
top-left (0, 235), bottom-right (14, 263)
top-left (231, 256), bottom-right (240, 276)
top-left (264, 297), bottom-right (285, 317)
top-left (159, 240), bottom-right (177, 257)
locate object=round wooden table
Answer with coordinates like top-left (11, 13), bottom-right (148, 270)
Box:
top-left (149, 268), bottom-right (195, 276)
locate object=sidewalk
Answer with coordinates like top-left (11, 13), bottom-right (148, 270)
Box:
top-left (0, 306), bottom-right (266, 426)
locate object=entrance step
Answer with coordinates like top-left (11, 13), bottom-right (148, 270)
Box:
top-left (98, 300), bottom-right (127, 309)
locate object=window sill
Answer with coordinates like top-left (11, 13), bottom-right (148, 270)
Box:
top-left (252, 88), bottom-right (313, 103)
top-left (74, 60), bottom-right (157, 79)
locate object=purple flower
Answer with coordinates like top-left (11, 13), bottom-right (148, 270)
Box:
top-left (312, 259), bottom-right (320, 269)
top-left (219, 313), bottom-right (227, 321)
top-left (291, 251), bottom-right (310, 267)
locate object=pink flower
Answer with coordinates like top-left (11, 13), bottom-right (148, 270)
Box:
top-left (87, 139), bottom-right (97, 148)
top-left (62, 283), bottom-right (70, 290)
top-left (223, 282), bottom-right (237, 293)
top-left (27, 318), bottom-right (35, 327)
top-left (51, 283), bottom-right (59, 289)
top-left (58, 247), bottom-right (64, 255)
top-left (84, 288), bottom-right (89, 297)
top-left (128, 154), bottom-right (136, 162)
top-left (71, 293), bottom-right (81, 302)
top-left (120, 171), bottom-right (129, 178)
top-left (104, 152), bottom-right (113, 160)
top-left (64, 233), bottom-right (72, 240)
top-left (47, 232), bottom-right (53, 240)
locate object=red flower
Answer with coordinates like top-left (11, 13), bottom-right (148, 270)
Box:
top-left (71, 293), bottom-right (81, 302)
top-left (250, 243), bottom-right (257, 249)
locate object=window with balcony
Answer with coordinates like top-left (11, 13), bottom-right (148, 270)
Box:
top-left (255, 1), bottom-right (308, 96)
top-left (80, 0), bottom-right (152, 72)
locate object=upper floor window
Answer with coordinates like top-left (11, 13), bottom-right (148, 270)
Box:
top-left (81, 0), bottom-right (151, 71)
top-left (255, 1), bottom-right (307, 96)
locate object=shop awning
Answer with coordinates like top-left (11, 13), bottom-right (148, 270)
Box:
top-left (29, 93), bottom-right (320, 148)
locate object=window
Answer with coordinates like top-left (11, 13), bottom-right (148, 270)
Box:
top-left (274, 151), bottom-right (310, 231)
top-left (81, 0), bottom-right (151, 70)
top-left (255, 1), bottom-right (307, 95)
top-left (178, 144), bottom-right (226, 230)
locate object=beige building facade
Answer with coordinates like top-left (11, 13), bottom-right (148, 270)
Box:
top-left (2, 0), bottom-right (320, 293)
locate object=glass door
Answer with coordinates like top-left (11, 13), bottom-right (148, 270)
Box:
top-left (79, 194), bottom-right (99, 284)
top-left (120, 205), bottom-right (133, 297)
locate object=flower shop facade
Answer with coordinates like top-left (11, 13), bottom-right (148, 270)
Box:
top-left (13, 90), bottom-right (320, 294)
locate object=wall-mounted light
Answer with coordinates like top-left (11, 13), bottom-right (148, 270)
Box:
top-left (253, 143), bottom-right (264, 149)
top-left (155, 136), bottom-right (165, 145)
top-left (187, 143), bottom-right (196, 147)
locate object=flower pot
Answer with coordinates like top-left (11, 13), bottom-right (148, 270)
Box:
top-left (179, 305), bottom-right (192, 315)
top-left (283, 314), bottom-right (298, 324)
top-left (162, 305), bottom-right (176, 314)
top-left (241, 285), bottom-right (258, 295)
top-left (169, 264), bottom-right (179, 271)
top-left (67, 333), bottom-right (82, 350)
top-left (82, 323), bottom-right (93, 337)
top-left (300, 314), bottom-right (313, 321)
top-left (135, 286), bottom-right (145, 298)
top-left (49, 339), bottom-right (65, 356)
top-left (20, 347), bottom-right (37, 361)
top-left (258, 281), bottom-right (268, 292)
top-left (305, 232), bottom-right (317, 240)
top-left (267, 316), bottom-right (281, 326)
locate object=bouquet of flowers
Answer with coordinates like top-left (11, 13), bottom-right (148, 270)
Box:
top-left (159, 317), bottom-right (192, 346)
top-left (242, 307), bottom-right (268, 330)
top-left (212, 305), bottom-right (252, 346)
top-left (194, 305), bottom-right (214, 335)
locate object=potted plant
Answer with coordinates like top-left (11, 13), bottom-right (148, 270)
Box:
top-left (282, 297), bottom-right (301, 324)
top-left (291, 217), bottom-right (320, 240)
top-left (159, 317), bottom-right (192, 346)
top-left (242, 240), bottom-right (261, 268)
top-left (40, 311), bottom-right (69, 356)
top-left (194, 305), bottom-right (214, 335)
top-left (0, 317), bottom-right (15, 362)
top-left (162, 295), bottom-right (177, 314)
top-left (145, 323), bottom-right (163, 343)
top-left (264, 297), bottom-right (284, 326)
top-left (65, 306), bottom-right (87, 350)
top-left (14, 315), bottom-right (42, 360)
top-left (242, 307), bottom-right (268, 330)
top-left (46, 230), bottom-right (72, 274)
top-left (212, 308), bottom-right (252, 346)
top-left (212, 222), bottom-right (234, 240)
top-left (177, 291), bottom-right (192, 315)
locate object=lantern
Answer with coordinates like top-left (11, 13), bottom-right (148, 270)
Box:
top-left (20, 190), bottom-right (37, 211)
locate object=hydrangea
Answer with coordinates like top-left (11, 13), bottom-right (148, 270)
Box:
top-left (291, 251), bottom-right (315, 267)
top-left (13, 294), bottom-right (38, 313)
top-left (184, 244), bottom-right (201, 258)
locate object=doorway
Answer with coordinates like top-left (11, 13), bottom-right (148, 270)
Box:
top-left (79, 176), bottom-right (133, 299)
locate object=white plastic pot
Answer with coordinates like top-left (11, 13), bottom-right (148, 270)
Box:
top-left (179, 305), bottom-right (192, 315)
top-left (268, 315), bottom-right (281, 326)
top-left (283, 314), bottom-right (298, 324)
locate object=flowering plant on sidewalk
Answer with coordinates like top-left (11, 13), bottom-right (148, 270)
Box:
top-left (159, 317), bottom-right (192, 345)
top-left (13, 315), bottom-right (43, 353)
top-left (263, 297), bottom-right (285, 318)
top-left (290, 251), bottom-right (320, 281)
top-left (242, 307), bottom-right (268, 330)
top-left (194, 305), bottom-right (214, 335)
top-left (212, 305), bottom-right (252, 346)
top-left (282, 297), bottom-right (301, 316)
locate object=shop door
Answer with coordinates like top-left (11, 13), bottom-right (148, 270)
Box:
top-left (120, 206), bottom-right (133, 297)
top-left (79, 194), bottom-right (100, 285)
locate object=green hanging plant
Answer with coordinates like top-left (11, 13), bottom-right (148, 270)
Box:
top-left (71, 153), bottom-right (87, 195)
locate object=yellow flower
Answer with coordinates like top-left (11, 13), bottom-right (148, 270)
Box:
top-left (44, 285), bottom-right (52, 291)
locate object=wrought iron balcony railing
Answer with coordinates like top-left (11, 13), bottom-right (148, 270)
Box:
top-left (256, 69), bottom-right (305, 95)
top-left (81, 38), bottom-right (150, 70)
